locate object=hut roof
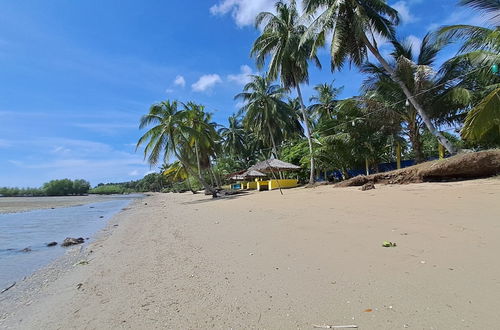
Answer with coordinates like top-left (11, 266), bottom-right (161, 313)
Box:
top-left (249, 159), bottom-right (301, 172)
top-left (242, 169), bottom-right (267, 179)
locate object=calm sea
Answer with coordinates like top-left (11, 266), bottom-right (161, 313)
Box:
top-left (0, 195), bottom-right (141, 289)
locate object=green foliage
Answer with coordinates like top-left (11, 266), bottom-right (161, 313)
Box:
top-left (0, 187), bottom-right (45, 197)
top-left (89, 185), bottom-right (131, 195)
top-left (42, 179), bottom-right (91, 196)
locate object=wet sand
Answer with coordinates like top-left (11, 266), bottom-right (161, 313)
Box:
top-left (1, 179), bottom-right (499, 329)
top-left (0, 195), bottom-right (131, 214)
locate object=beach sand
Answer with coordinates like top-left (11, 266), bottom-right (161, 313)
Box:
top-left (1, 179), bottom-right (499, 329)
top-left (0, 195), bottom-right (135, 214)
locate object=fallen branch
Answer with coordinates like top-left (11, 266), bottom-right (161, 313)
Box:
top-left (1, 282), bottom-right (16, 294)
top-left (313, 325), bottom-right (358, 329)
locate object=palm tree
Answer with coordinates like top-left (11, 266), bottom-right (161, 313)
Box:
top-left (183, 102), bottom-right (220, 179)
top-left (219, 115), bottom-right (247, 159)
top-left (361, 34), bottom-right (471, 162)
top-left (308, 81), bottom-right (344, 125)
top-left (136, 100), bottom-right (217, 196)
top-left (301, 0), bottom-right (457, 154)
top-left (438, 0), bottom-right (500, 143)
top-left (235, 75), bottom-right (301, 158)
top-left (252, 0), bottom-right (321, 184)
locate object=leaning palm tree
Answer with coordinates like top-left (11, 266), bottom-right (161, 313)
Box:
top-left (361, 33), bottom-right (471, 162)
top-left (252, 0), bottom-right (321, 184)
top-left (438, 0), bottom-right (500, 142)
top-left (302, 0), bottom-right (457, 153)
top-left (236, 75), bottom-right (301, 158)
top-left (136, 100), bottom-right (217, 196)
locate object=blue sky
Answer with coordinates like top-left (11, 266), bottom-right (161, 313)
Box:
top-left (0, 0), bottom-right (482, 187)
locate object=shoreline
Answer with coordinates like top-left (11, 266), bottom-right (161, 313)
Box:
top-left (0, 194), bottom-right (143, 214)
top-left (0, 196), bottom-right (146, 323)
top-left (1, 180), bottom-right (500, 328)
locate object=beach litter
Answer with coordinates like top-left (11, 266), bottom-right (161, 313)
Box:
top-left (1, 282), bottom-right (16, 294)
top-left (312, 325), bottom-right (358, 329)
top-left (73, 260), bottom-right (89, 266)
top-left (382, 241), bottom-right (397, 247)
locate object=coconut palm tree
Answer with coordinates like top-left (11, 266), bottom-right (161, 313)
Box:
top-left (361, 33), bottom-right (471, 162)
top-left (301, 0), bottom-right (457, 154)
top-left (235, 75), bottom-right (301, 158)
top-left (438, 0), bottom-right (500, 143)
top-left (136, 100), bottom-right (217, 196)
top-left (252, 0), bottom-right (321, 184)
top-left (219, 115), bottom-right (247, 159)
top-left (308, 81), bottom-right (344, 125)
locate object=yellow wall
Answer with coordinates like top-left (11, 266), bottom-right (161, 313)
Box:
top-left (247, 181), bottom-right (258, 190)
top-left (268, 179), bottom-right (298, 190)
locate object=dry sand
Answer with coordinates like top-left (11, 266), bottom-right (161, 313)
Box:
top-left (1, 179), bottom-right (500, 329)
top-left (0, 195), bottom-right (132, 214)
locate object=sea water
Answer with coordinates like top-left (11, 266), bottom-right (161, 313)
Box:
top-left (0, 196), bottom-right (141, 289)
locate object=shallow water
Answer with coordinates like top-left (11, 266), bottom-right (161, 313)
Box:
top-left (0, 195), bottom-right (140, 289)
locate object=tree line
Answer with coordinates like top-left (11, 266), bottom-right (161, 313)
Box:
top-left (0, 179), bottom-right (91, 197)
top-left (135, 0), bottom-right (498, 194)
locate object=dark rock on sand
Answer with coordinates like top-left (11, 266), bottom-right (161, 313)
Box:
top-left (46, 242), bottom-right (58, 247)
top-left (61, 237), bottom-right (85, 247)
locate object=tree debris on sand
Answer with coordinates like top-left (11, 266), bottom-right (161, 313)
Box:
top-left (336, 150), bottom-right (500, 187)
top-left (61, 237), bottom-right (85, 247)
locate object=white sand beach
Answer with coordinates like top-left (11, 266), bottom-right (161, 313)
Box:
top-left (1, 180), bottom-right (500, 329)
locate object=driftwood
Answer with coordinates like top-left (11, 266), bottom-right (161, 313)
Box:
top-left (313, 325), bottom-right (358, 329)
top-left (1, 282), bottom-right (16, 294)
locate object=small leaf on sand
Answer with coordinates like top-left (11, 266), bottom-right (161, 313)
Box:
top-left (364, 309), bottom-right (373, 312)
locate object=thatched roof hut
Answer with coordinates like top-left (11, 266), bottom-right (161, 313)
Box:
top-left (249, 159), bottom-right (301, 173)
top-left (242, 170), bottom-right (267, 179)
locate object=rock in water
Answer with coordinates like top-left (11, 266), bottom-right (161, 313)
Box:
top-left (47, 242), bottom-right (58, 247)
top-left (20, 247), bottom-right (32, 253)
top-left (61, 237), bottom-right (85, 247)
top-left (361, 182), bottom-right (375, 191)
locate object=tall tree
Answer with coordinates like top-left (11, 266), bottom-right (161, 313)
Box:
top-left (302, 0), bottom-right (457, 153)
top-left (236, 75), bottom-right (302, 157)
top-left (136, 100), bottom-right (217, 196)
top-left (439, 0), bottom-right (500, 143)
top-left (252, 0), bottom-right (321, 184)
top-left (308, 81), bottom-right (344, 125)
top-left (361, 34), bottom-right (471, 162)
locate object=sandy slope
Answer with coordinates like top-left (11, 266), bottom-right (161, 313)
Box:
top-left (1, 179), bottom-right (500, 329)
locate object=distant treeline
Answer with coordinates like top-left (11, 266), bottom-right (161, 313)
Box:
top-left (90, 173), bottom-right (167, 195)
top-left (0, 179), bottom-right (91, 197)
top-left (1, 172), bottom-right (171, 197)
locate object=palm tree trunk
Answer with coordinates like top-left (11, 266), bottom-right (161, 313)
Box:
top-left (361, 33), bottom-right (456, 154)
top-left (266, 122), bottom-right (279, 158)
top-left (194, 140), bottom-right (202, 177)
top-left (408, 121), bottom-right (425, 163)
top-left (172, 148), bottom-right (216, 197)
top-left (295, 84), bottom-right (315, 185)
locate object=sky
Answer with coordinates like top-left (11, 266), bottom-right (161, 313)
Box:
top-left (0, 0), bottom-right (484, 187)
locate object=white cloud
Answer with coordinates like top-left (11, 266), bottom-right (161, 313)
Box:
top-left (174, 75), bottom-right (186, 87)
top-left (128, 170), bottom-right (139, 176)
top-left (406, 35), bottom-right (422, 57)
top-left (165, 88), bottom-right (174, 94)
top-left (210, 0), bottom-right (275, 27)
top-left (191, 74), bottom-right (222, 92)
top-left (227, 65), bottom-right (254, 85)
top-left (392, 1), bottom-right (418, 25)
top-left (4, 138), bottom-right (150, 186)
